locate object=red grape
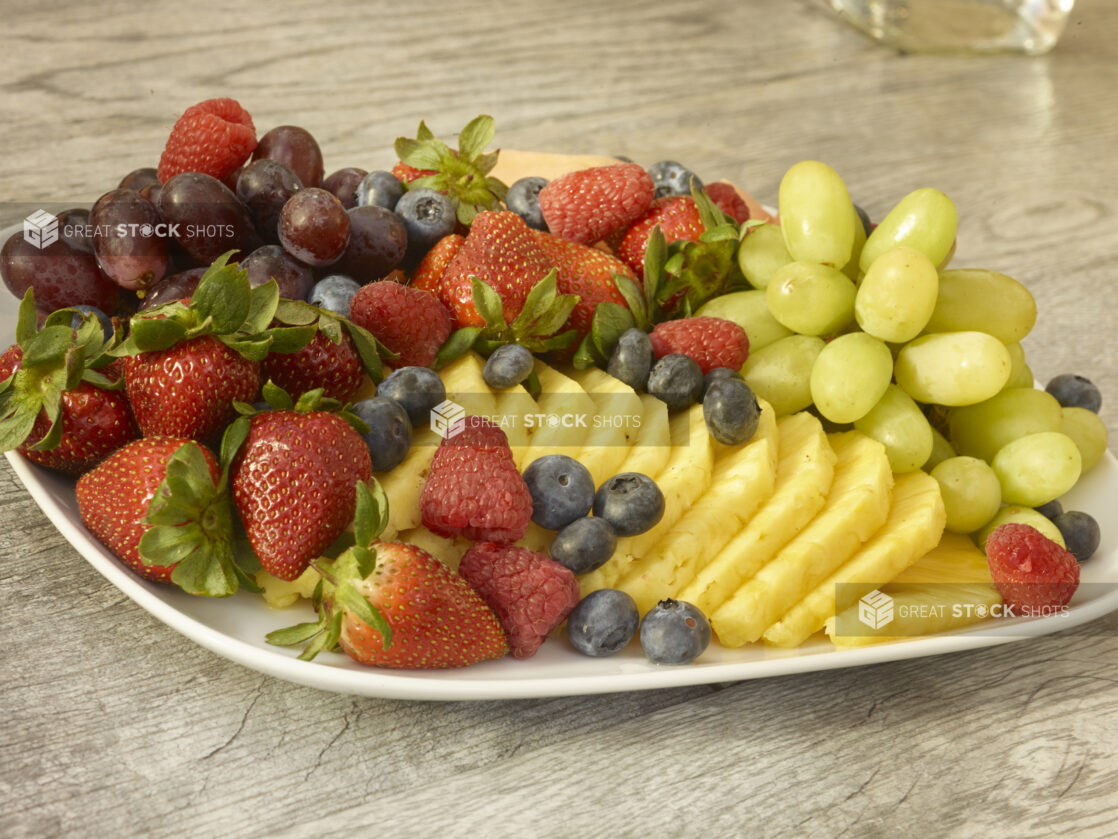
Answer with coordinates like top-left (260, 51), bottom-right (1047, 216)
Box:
top-left (1, 227), bottom-right (119, 313)
top-left (157, 172), bottom-right (260, 265)
top-left (236, 159), bottom-right (303, 244)
top-left (240, 245), bottom-right (314, 299)
top-left (252, 126), bottom-right (324, 188)
top-left (277, 188), bottom-right (349, 267)
top-left (322, 167), bottom-right (367, 210)
top-left (90, 189), bottom-right (169, 291)
top-left (334, 205), bottom-right (407, 281)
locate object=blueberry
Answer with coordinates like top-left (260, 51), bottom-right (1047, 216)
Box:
top-left (647, 353), bottom-right (704, 412)
top-left (523, 454), bottom-right (595, 530)
top-left (567, 589), bottom-right (639, 657)
top-left (376, 366), bottom-right (447, 428)
top-left (703, 377), bottom-right (761, 445)
top-left (483, 344), bottom-right (535, 390)
top-left (854, 203), bottom-right (873, 237)
top-left (356, 170), bottom-right (405, 212)
top-left (647, 160), bottom-right (703, 199)
top-left (350, 396), bottom-right (412, 472)
top-left (395, 188), bottom-right (456, 260)
top-left (505, 176), bottom-right (549, 230)
top-left (593, 472), bottom-right (664, 537)
top-left (639, 598), bottom-right (711, 664)
top-left (607, 328), bottom-right (655, 391)
top-left (308, 274), bottom-right (361, 316)
top-left (1035, 498), bottom-right (1064, 521)
top-left (1046, 374), bottom-right (1102, 413)
top-left (550, 516), bottom-right (618, 574)
top-left (702, 366), bottom-right (743, 397)
top-left (70, 305), bottom-right (113, 342)
top-left (1052, 511), bottom-right (1100, 564)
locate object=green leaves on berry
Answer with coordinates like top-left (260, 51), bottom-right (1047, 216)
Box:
top-left (394, 115), bottom-right (508, 226)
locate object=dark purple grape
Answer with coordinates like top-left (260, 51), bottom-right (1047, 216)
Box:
top-left (139, 182), bottom-right (162, 206)
top-left (157, 172), bottom-right (260, 265)
top-left (277, 188), bottom-right (349, 267)
top-left (322, 167), bottom-right (368, 209)
top-left (90, 188), bottom-right (169, 291)
top-left (236, 159), bottom-right (303, 244)
top-left (1, 228), bottom-right (119, 314)
top-left (240, 245), bottom-right (314, 300)
top-left (252, 126), bottom-right (325, 188)
top-left (118, 167), bottom-right (160, 192)
top-left (139, 267), bottom-right (206, 310)
top-left (56, 208), bottom-right (94, 252)
top-left (333, 205), bottom-right (407, 281)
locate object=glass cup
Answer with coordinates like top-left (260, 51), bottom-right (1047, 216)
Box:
top-left (824, 0), bottom-right (1076, 55)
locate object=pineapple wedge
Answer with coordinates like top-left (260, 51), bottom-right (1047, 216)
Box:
top-left (761, 469), bottom-right (946, 648)
top-left (522, 362), bottom-right (598, 468)
top-left (616, 394), bottom-right (672, 480)
top-left (569, 367), bottom-right (645, 486)
top-left (615, 400), bottom-right (779, 614)
top-left (396, 525), bottom-right (473, 571)
top-left (711, 431), bottom-right (893, 647)
top-left (494, 382), bottom-right (536, 470)
top-left (676, 412), bottom-right (835, 617)
top-left (580, 403), bottom-right (714, 594)
top-left (826, 531), bottom-right (1001, 646)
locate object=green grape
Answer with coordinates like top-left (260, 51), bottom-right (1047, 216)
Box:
top-left (978, 506), bottom-right (1066, 549)
top-left (1003, 342), bottom-right (1035, 388)
top-left (894, 331), bottom-right (1011, 406)
top-left (924, 426), bottom-right (957, 471)
top-left (991, 431), bottom-right (1081, 507)
top-left (855, 246), bottom-right (939, 343)
top-left (696, 289), bottom-right (792, 351)
top-left (1061, 406), bottom-right (1109, 472)
top-left (853, 384), bottom-right (934, 473)
top-left (947, 386), bottom-right (1063, 462)
top-left (740, 334), bottom-right (825, 416)
top-left (924, 269), bottom-right (1037, 343)
top-left (737, 223), bottom-right (793, 289)
top-left (930, 456), bottom-right (1002, 534)
top-left (809, 332), bottom-right (893, 423)
top-left (841, 201), bottom-right (867, 282)
top-left (766, 261), bottom-right (856, 336)
top-left (860, 187), bottom-right (957, 272)
top-left (778, 160), bottom-right (856, 268)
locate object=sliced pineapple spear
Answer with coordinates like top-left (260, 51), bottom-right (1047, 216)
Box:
top-left (761, 469), bottom-right (946, 648)
top-left (614, 400), bottom-right (779, 615)
top-left (522, 361), bottom-right (598, 468)
top-left (676, 412), bottom-right (835, 617)
top-left (616, 394), bottom-right (671, 479)
top-left (826, 532), bottom-right (1002, 647)
top-left (711, 431), bottom-right (893, 647)
top-left (568, 366), bottom-right (645, 487)
top-left (579, 403), bottom-right (713, 595)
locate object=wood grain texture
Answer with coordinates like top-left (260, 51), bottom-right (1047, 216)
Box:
top-left (1, 0), bottom-right (1117, 836)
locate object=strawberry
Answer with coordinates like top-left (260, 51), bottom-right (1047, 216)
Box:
top-left (617, 196), bottom-right (705, 279)
top-left (420, 416), bottom-right (532, 543)
top-left (985, 523), bottom-right (1081, 616)
top-left (411, 233), bottom-right (464, 293)
top-left (157, 98), bottom-right (257, 184)
top-left (532, 231), bottom-right (637, 338)
top-left (348, 280), bottom-right (452, 368)
top-left (538, 163), bottom-right (654, 245)
top-left (261, 327), bottom-right (364, 402)
top-left (392, 160), bottom-right (436, 184)
top-left (649, 316), bottom-right (750, 374)
top-left (458, 542), bottom-right (580, 658)
top-left (438, 211), bottom-right (553, 328)
top-left (0, 298), bottom-right (137, 474)
top-left (76, 436), bottom-right (243, 595)
top-left (231, 404), bottom-right (372, 581)
top-left (705, 182), bottom-right (751, 224)
top-left (267, 484), bottom-right (508, 668)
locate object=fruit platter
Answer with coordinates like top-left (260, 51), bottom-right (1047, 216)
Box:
top-left (1, 100), bottom-right (1114, 700)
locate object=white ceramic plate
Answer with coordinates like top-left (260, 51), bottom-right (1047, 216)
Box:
top-left (3, 224), bottom-right (1117, 701)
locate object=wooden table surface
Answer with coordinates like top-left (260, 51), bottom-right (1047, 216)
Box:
top-left (2, 1), bottom-right (1117, 836)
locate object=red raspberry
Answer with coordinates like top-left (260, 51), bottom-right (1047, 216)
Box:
top-left (458, 541), bottom-right (580, 658)
top-left (706, 183), bottom-right (751, 224)
top-left (538, 163), bottom-right (654, 246)
top-left (348, 280), bottom-right (452, 368)
top-left (157, 98), bottom-right (257, 184)
top-left (985, 523), bottom-right (1080, 616)
top-left (649, 316), bottom-right (749, 374)
top-left (616, 196), bottom-right (705, 279)
top-left (420, 417), bottom-right (533, 544)
top-left (411, 233), bottom-right (465, 293)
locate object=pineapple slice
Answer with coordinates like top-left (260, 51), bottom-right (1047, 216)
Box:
top-left (826, 531), bottom-right (1001, 646)
top-left (761, 469), bottom-right (946, 648)
top-left (494, 382), bottom-right (536, 470)
top-left (676, 412), bottom-right (835, 617)
top-left (711, 431), bottom-right (893, 647)
top-left (522, 361), bottom-right (598, 468)
top-left (257, 566), bottom-right (322, 609)
top-left (569, 367), bottom-right (645, 486)
top-left (379, 352), bottom-right (497, 538)
top-left (580, 403), bottom-right (714, 594)
top-left (616, 394), bottom-right (672, 480)
top-left (614, 400), bottom-right (779, 614)
top-left (396, 525), bottom-right (472, 571)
